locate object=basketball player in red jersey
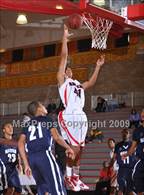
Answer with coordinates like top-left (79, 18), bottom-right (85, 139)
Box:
top-left (57, 25), bottom-right (105, 191)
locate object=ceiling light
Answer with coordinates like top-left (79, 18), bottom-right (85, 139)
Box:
top-left (16, 14), bottom-right (28, 25)
top-left (93, 0), bottom-right (105, 6)
top-left (56, 5), bottom-right (63, 10)
top-left (0, 48), bottom-right (6, 53)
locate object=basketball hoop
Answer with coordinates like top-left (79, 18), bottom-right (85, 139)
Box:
top-left (82, 13), bottom-right (113, 50)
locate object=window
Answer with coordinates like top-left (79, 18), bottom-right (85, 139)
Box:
top-left (77, 38), bottom-right (91, 52)
top-left (44, 44), bottom-right (56, 57)
top-left (12, 49), bottom-right (23, 62)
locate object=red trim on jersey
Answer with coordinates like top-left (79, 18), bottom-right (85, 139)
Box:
top-left (64, 85), bottom-right (67, 107)
top-left (58, 111), bottom-right (79, 146)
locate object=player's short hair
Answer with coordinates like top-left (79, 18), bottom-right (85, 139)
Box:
top-left (65, 66), bottom-right (71, 72)
top-left (2, 122), bottom-right (12, 130)
top-left (121, 128), bottom-right (129, 134)
top-left (27, 101), bottom-right (40, 116)
top-left (107, 138), bottom-right (115, 143)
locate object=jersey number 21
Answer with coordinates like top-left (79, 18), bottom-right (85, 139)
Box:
top-left (28, 123), bottom-right (43, 141)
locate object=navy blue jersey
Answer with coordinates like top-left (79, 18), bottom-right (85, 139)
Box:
top-left (22, 116), bottom-right (54, 155)
top-left (132, 126), bottom-right (144, 160)
top-left (115, 141), bottom-right (136, 168)
top-left (0, 143), bottom-right (18, 173)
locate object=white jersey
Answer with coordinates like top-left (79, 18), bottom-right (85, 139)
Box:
top-left (59, 78), bottom-right (85, 111)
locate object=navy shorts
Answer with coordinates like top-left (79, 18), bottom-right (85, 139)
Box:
top-left (117, 167), bottom-right (134, 193)
top-left (29, 150), bottom-right (67, 195)
top-left (7, 168), bottom-right (22, 193)
top-left (0, 160), bottom-right (7, 192)
top-left (132, 159), bottom-right (144, 193)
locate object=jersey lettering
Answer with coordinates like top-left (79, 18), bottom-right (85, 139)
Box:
top-left (28, 123), bottom-right (43, 141)
top-left (7, 153), bottom-right (16, 163)
top-left (120, 151), bottom-right (130, 164)
top-left (74, 88), bottom-right (81, 98)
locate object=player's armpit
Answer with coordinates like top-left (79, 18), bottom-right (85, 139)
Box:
top-left (82, 81), bottom-right (90, 90)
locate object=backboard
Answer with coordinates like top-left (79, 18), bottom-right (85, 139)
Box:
top-left (0, 0), bottom-right (143, 37)
top-left (89, 0), bottom-right (144, 36)
top-left (0, 0), bottom-right (144, 49)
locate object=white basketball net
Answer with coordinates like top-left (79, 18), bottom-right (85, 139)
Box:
top-left (82, 13), bottom-right (113, 50)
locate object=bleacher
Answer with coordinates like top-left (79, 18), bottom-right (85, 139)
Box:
top-left (80, 106), bottom-right (143, 191)
top-left (0, 106), bottom-right (143, 193)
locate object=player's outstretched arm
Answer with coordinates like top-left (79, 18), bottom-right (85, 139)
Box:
top-left (82, 54), bottom-right (105, 90)
top-left (18, 134), bottom-right (32, 177)
top-left (50, 127), bottom-right (75, 160)
top-left (57, 25), bottom-right (69, 87)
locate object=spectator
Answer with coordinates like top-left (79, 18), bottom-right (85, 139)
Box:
top-left (95, 161), bottom-right (112, 195)
top-left (86, 129), bottom-right (104, 143)
top-left (95, 97), bottom-right (107, 112)
top-left (129, 108), bottom-right (140, 128)
top-left (107, 138), bottom-right (118, 195)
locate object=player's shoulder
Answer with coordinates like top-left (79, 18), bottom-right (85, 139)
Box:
top-left (59, 78), bottom-right (71, 90)
top-left (114, 142), bottom-right (121, 152)
top-left (36, 115), bottom-right (54, 124)
top-left (30, 115), bottom-right (48, 121)
top-left (116, 141), bottom-right (123, 147)
top-left (74, 79), bottom-right (81, 84)
top-left (133, 125), bottom-right (144, 135)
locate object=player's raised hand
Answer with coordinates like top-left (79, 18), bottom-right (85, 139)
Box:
top-left (96, 54), bottom-right (105, 68)
top-left (25, 165), bottom-right (32, 178)
top-left (65, 147), bottom-right (75, 160)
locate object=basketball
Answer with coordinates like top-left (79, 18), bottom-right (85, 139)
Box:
top-left (67, 14), bottom-right (83, 29)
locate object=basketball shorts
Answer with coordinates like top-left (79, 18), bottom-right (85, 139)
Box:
top-left (0, 159), bottom-right (7, 192)
top-left (7, 168), bottom-right (22, 193)
top-left (29, 150), bottom-right (67, 195)
top-left (117, 167), bottom-right (134, 193)
top-left (132, 159), bottom-right (144, 193)
top-left (58, 109), bottom-right (88, 146)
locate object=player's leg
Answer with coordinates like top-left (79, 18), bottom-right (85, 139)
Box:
top-left (37, 150), bottom-right (67, 195)
top-left (125, 169), bottom-right (135, 195)
top-left (118, 191), bottom-right (123, 195)
top-left (13, 192), bottom-right (21, 195)
top-left (64, 145), bottom-right (81, 191)
top-left (72, 146), bottom-right (89, 190)
top-left (132, 160), bottom-right (144, 195)
top-left (117, 169), bottom-right (126, 195)
top-left (0, 160), bottom-right (8, 194)
top-left (58, 111), bottom-right (81, 191)
top-left (7, 168), bottom-right (22, 195)
top-left (71, 111), bottom-right (89, 190)
top-left (4, 187), bottom-right (14, 195)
